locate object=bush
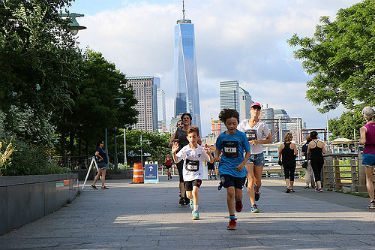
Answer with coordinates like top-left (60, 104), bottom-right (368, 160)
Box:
top-left (2, 140), bottom-right (70, 176)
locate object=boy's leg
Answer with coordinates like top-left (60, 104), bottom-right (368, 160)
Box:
top-left (186, 191), bottom-right (193, 200)
top-left (227, 186), bottom-right (235, 215)
top-left (192, 186), bottom-right (199, 211)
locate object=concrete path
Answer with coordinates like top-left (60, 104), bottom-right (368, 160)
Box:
top-left (1, 177), bottom-right (374, 250)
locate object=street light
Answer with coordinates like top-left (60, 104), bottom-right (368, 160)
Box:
top-left (115, 97), bottom-right (129, 167)
top-left (59, 13), bottom-right (86, 35)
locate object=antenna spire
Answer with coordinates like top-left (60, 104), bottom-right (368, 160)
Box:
top-left (182, 0), bottom-right (186, 20)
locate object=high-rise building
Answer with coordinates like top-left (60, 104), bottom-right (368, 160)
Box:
top-left (157, 88), bottom-right (167, 132)
top-left (174, 1), bottom-right (201, 131)
top-left (239, 87), bottom-right (252, 121)
top-left (220, 80), bottom-right (240, 111)
top-left (125, 76), bottom-right (158, 132)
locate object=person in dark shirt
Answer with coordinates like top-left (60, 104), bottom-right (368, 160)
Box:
top-left (91, 141), bottom-right (109, 190)
top-left (278, 133), bottom-right (298, 193)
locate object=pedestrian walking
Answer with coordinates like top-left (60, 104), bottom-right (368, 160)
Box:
top-left (307, 131), bottom-right (326, 192)
top-left (206, 146), bottom-right (216, 180)
top-left (215, 109), bottom-right (251, 230)
top-left (301, 135), bottom-right (314, 189)
top-left (278, 132), bottom-right (298, 193)
top-left (172, 127), bottom-right (213, 220)
top-left (164, 154), bottom-right (173, 180)
top-left (238, 102), bottom-right (272, 213)
top-left (359, 106), bottom-right (375, 209)
top-left (91, 141), bottom-right (109, 190)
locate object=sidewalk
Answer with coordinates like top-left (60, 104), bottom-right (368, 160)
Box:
top-left (0, 177), bottom-right (374, 249)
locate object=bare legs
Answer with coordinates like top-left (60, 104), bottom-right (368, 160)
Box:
top-left (365, 166), bottom-right (374, 202)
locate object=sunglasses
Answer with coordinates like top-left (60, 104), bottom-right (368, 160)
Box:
top-left (252, 106), bottom-right (261, 110)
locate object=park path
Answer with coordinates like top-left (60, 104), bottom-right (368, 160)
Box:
top-left (0, 177), bottom-right (374, 249)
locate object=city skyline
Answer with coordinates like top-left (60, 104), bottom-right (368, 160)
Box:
top-left (70, 0), bottom-right (362, 136)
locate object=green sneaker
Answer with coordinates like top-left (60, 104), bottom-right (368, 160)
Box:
top-left (192, 210), bottom-right (200, 220)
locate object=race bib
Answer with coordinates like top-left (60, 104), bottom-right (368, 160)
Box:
top-left (185, 159), bottom-right (199, 171)
top-left (245, 129), bottom-right (257, 141)
top-left (223, 141), bottom-right (239, 158)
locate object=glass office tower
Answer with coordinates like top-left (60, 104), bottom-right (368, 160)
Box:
top-left (174, 15), bottom-right (201, 131)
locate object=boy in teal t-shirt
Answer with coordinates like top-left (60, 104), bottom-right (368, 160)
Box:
top-left (215, 109), bottom-right (251, 230)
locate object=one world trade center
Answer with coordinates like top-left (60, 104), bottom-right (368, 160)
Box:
top-left (174, 1), bottom-right (201, 131)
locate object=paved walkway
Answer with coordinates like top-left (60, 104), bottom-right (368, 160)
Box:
top-left (1, 177), bottom-right (374, 250)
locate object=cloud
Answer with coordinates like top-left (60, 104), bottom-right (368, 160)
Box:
top-left (74, 0), bottom-right (362, 136)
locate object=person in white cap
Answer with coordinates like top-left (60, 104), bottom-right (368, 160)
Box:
top-left (359, 106), bottom-right (375, 209)
top-left (238, 102), bottom-right (272, 213)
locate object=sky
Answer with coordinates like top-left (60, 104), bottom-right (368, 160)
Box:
top-left (69, 0), bottom-right (363, 137)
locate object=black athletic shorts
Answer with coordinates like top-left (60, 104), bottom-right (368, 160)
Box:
top-left (184, 179), bottom-right (202, 191)
top-left (220, 174), bottom-right (246, 189)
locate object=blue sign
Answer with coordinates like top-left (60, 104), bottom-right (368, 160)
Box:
top-left (144, 163), bottom-right (159, 183)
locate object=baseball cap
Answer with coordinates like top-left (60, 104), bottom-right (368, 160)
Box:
top-left (251, 102), bottom-right (262, 109)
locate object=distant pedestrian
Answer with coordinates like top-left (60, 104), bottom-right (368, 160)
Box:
top-left (91, 141), bottom-right (109, 190)
top-left (164, 154), bottom-right (173, 180)
top-left (172, 127), bottom-right (213, 220)
top-left (307, 131), bottom-right (326, 192)
top-left (215, 109), bottom-right (251, 230)
top-left (278, 132), bottom-right (298, 193)
top-left (170, 113), bottom-right (193, 206)
top-left (359, 106), bottom-right (375, 209)
top-left (301, 135), bottom-right (314, 189)
top-left (206, 146), bottom-right (216, 180)
top-left (238, 102), bottom-right (272, 213)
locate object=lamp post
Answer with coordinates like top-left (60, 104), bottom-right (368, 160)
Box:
top-left (59, 13), bottom-right (86, 35)
top-left (114, 127), bottom-right (118, 170)
top-left (124, 127), bottom-right (127, 165)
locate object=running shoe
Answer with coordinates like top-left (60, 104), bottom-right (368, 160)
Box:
top-left (316, 188), bottom-right (323, 193)
top-left (218, 182), bottom-right (223, 190)
top-left (250, 204), bottom-right (260, 213)
top-left (227, 219), bottom-right (237, 230)
top-left (91, 185), bottom-right (97, 190)
top-left (285, 188), bottom-right (291, 193)
top-left (255, 191), bottom-right (260, 201)
top-left (235, 200), bottom-right (243, 212)
top-left (190, 199), bottom-right (194, 210)
top-left (101, 186), bottom-right (109, 190)
top-left (304, 185), bottom-right (310, 189)
top-left (179, 197), bottom-right (185, 206)
top-left (192, 210), bottom-right (200, 220)
top-left (368, 201), bottom-right (375, 209)
top-left (184, 197), bottom-right (190, 206)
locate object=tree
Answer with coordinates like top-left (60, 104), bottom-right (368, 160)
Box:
top-left (328, 111), bottom-right (364, 140)
top-left (0, 0), bottom-right (83, 144)
top-left (56, 50), bottom-right (138, 157)
top-left (123, 130), bottom-right (171, 166)
top-left (288, 0), bottom-right (375, 113)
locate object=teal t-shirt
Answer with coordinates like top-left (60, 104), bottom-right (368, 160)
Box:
top-left (215, 130), bottom-right (250, 178)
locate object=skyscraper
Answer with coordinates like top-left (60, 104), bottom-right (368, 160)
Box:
top-left (125, 76), bottom-right (158, 132)
top-left (239, 87), bottom-right (252, 121)
top-left (174, 0), bottom-right (201, 130)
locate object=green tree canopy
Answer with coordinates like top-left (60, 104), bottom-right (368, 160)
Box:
top-left (328, 111), bottom-right (364, 140)
top-left (288, 0), bottom-right (375, 113)
top-left (57, 50), bottom-right (138, 157)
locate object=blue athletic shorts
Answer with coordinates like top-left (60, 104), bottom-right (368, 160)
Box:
top-left (362, 154), bottom-right (375, 167)
top-left (248, 153), bottom-right (265, 166)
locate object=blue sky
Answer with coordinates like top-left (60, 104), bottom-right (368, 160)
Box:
top-left (69, 0), bottom-right (362, 136)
